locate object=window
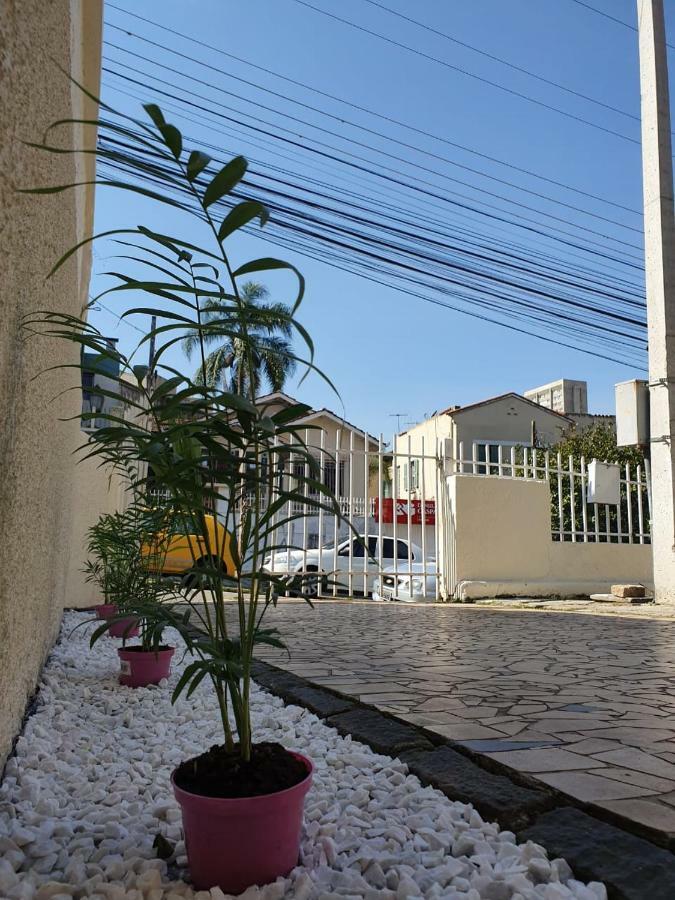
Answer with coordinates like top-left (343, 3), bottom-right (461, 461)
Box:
top-left (398, 464), bottom-right (409, 492)
top-left (166, 516), bottom-right (193, 536)
top-left (475, 443), bottom-right (500, 475)
top-left (323, 460), bottom-right (345, 494)
top-left (339, 536), bottom-right (369, 557)
top-left (381, 537), bottom-right (394, 559)
top-left (82, 372), bottom-right (94, 411)
top-left (381, 538), bottom-right (411, 560)
top-left (410, 459), bottom-right (419, 490)
top-left (396, 539), bottom-right (410, 560)
top-left (323, 460), bottom-right (336, 492)
top-left (472, 441), bottom-right (524, 476)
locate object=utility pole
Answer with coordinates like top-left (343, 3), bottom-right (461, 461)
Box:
top-left (637, 0), bottom-right (675, 601)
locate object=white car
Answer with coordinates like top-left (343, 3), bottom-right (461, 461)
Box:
top-left (263, 534), bottom-right (425, 598)
top-left (372, 561), bottom-right (438, 602)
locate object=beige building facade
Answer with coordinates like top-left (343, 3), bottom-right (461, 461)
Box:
top-left (257, 391), bottom-right (379, 499)
top-left (0, 0), bottom-right (103, 766)
top-left (395, 393), bottom-right (571, 500)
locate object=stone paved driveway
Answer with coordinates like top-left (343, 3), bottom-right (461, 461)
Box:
top-left (251, 599), bottom-right (675, 839)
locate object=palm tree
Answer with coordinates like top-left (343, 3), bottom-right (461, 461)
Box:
top-left (182, 281), bottom-right (296, 397)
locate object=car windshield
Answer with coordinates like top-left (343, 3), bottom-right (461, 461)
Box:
top-left (165, 515), bottom-right (194, 536)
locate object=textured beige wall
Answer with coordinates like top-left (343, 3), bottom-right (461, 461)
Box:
top-left (65, 458), bottom-right (129, 609)
top-left (395, 398), bottom-right (570, 501)
top-left (0, 0), bottom-right (102, 766)
top-left (394, 414), bottom-right (453, 500)
top-left (447, 475), bottom-right (653, 599)
top-left (453, 397), bottom-right (569, 449)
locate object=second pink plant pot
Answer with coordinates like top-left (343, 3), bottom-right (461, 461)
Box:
top-left (172, 751), bottom-right (313, 893)
top-left (107, 617), bottom-right (140, 639)
top-left (118, 646), bottom-right (175, 688)
top-left (95, 603), bottom-right (118, 620)
top-left (94, 604), bottom-right (139, 638)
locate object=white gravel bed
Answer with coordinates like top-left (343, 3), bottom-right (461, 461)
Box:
top-left (0, 613), bottom-right (606, 900)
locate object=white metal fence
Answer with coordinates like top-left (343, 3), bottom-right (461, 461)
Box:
top-left (451, 442), bottom-right (652, 544)
top-left (148, 432), bottom-right (652, 600)
top-left (262, 430), bottom-right (440, 601)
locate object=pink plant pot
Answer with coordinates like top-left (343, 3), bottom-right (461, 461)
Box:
top-left (118, 646), bottom-right (175, 688)
top-left (95, 604), bottom-right (118, 620)
top-left (172, 752), bottom-right (313, 893)
top-left (107, 617), bottom-right (140, 639)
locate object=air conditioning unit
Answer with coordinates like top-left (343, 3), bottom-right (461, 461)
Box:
top-left (615, 380), bottom-right (649, 447)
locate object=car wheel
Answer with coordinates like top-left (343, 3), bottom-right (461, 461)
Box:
top-left (182, 556), bottom-right (227, 590)
top-left (299, 569), bottom-right (324, 599)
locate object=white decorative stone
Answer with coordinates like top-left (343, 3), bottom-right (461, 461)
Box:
top-left (0, 613), bottom-right (605, 900)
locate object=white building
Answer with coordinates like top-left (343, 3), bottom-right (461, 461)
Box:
top-left (524, 378), bottom-right (588, 415)
top-left (395, 392), bottom-right (571, 500)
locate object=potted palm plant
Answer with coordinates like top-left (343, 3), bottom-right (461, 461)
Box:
top-left (85, 511), bottom-right (140, 639)
top-left (87, 503), bottom-right (184, 687)
top-left (25, 94), bottom-right (347, 891)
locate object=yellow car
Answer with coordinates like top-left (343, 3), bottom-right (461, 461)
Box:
top-left (144, 513), bottom-right (235, 584)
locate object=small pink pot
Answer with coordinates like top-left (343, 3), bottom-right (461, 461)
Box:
top-left (118, 646), bottom-right (175, 688)
top-left (172, 752), bottom-right (313, 893)
top-left (107, 617), bottom-right (140, 639)
top-left (95, 603), bottom-right (118, 620)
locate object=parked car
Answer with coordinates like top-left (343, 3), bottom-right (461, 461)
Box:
top-left (143, 513), bottom-right (235, 585)
top-left (372, 562), bottom-right (438, 602)
top-left (263, 534), bottom-right (426, 598)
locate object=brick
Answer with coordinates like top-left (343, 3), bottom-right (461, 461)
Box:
top-left (611, 584), bottom-right (646, 598)
top-left (326, 708), bottom-right (433, 756)
top-left (520, 807), bottom-right (675, 900)
top-left (251, 662), bottom-right (355, 717)
top-left (402, 746), bottom-right (552, 830)
top-left (251, 662), bottom-right (306, 694)
top-left (277, 684), bottom-right (355, 719)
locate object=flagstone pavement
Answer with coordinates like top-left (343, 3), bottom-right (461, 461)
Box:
top-left (249, 599), bottom-right (675, 840)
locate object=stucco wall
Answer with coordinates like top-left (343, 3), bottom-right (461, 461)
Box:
top-left (394, 415), bottom-right (453, 500)
top-left (258, 398), bottom-right (375, 497)
top-left (452, 397), bottom-right (569, 450)
top-left (396, 398), bottom-right (570, 501)
top-left (65, 456), bottom-right (130, 609)
top-left (446, 474), bottom-right (653, 599)
top-left (0, 0), bottom-right (102, 766)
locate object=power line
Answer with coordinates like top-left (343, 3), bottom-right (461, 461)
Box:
top-left (568, 0), bottom-right (675, 50)
top-left (95, 298), bottom-right (147, 336)
top-left (101, 63), bottom-right (646, 268)
top-left (92, 117), bottom-right (647, 361)
top-left (104, 76), bottom-right (646, 290)
top-left (102, 53), bottom-right (645, 253)
top-left (568, 0), bottom-right (637, 32)
top-left (105, 3), bottom-right (640, 215)
top-left (103, 33), bottom-right (642, 235)
top-left (360, 0), bottom-right (641, 123)
top-left (287, 0), bottom-right (640, 145)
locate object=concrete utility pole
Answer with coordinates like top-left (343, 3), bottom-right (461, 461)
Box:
top-left (637, 0), bottom-right (675, 600)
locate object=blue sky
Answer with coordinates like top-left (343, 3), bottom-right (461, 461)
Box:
top-left (90, 0), bottom-right (666, 438)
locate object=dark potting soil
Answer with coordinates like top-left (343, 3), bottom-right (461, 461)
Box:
top-left (119, 645), bottom-right (173, 653)
top-left (174, 742), bottom-right (308, 799)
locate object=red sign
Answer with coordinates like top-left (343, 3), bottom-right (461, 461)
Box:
top-left (374, 498), bottom-right (436, 525)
